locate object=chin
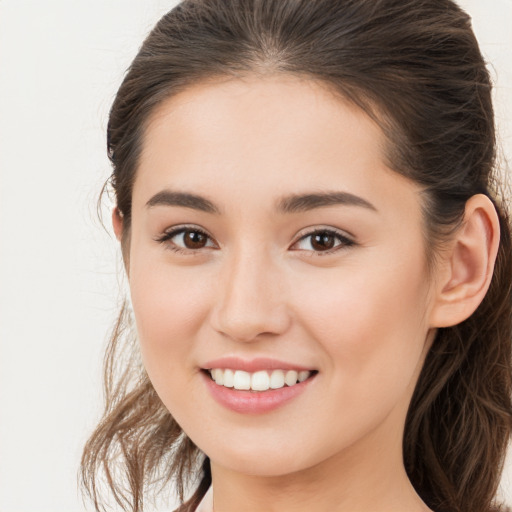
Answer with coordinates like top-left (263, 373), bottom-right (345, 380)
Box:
top-left (200, 434), bottom-right (326, 478)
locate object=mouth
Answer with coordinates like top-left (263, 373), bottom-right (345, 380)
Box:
top-left (203, 368), bottom-right (317, 392)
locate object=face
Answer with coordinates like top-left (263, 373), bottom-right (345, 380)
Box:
top-left (126, 75), bottom-right (437, 477)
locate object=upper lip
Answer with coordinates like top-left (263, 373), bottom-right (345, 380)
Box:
top-left (201, 356), bottom-right (316, 373)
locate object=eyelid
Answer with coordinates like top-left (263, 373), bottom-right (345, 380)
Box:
top-left (290, 226), bottom-right (355, 254)
top-left (155, 224), bottom-right (355, 255)
top-left (155, 224), bottom-right (218, 252)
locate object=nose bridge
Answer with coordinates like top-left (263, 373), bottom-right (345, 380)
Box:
top-left (212, 242), bottom-right (290, 342)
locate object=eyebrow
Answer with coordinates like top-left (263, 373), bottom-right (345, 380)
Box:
top-left (145, 189), bottom-right (377, 214)
top-left (276, 191), bottom-right (377, 213)
top-left (146, 190), bottom-right (220, 214)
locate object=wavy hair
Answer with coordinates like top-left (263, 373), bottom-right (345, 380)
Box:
top-left (81, 1), bottom-right (512, 511)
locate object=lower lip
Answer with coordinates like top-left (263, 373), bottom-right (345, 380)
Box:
top-left (201, 371), bottom-right (316, 414)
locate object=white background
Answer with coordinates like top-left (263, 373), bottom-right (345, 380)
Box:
top-left (0, 1), bottom-right (510, 511)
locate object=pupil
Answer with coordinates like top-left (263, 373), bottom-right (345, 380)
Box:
top-left (312, 233), bottom-right (335, 251)
top-left (185, 231), bottom-right (206, 249)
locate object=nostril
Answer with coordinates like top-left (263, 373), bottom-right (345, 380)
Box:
top-left (209, 275), bottom-right (292, 341)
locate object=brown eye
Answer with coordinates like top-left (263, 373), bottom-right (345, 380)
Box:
top-left (292, 229), bottom-right (354, 254)
top-left (183, 230), bottom-right (208, 249)
top-left (157, 226), bottom-right (216, 252)
top-left (310, 233), bottom-right (336, 251)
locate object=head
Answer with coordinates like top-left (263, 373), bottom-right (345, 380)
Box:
top-left (82, 1), bottom-right (512, 512)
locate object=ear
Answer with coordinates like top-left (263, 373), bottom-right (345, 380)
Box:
top-left (112, 207), bottom-right (131, 275)
top-left (429, 194), bottom-right (500, 328)
top-left (112, 206), bottom-right (124, 241)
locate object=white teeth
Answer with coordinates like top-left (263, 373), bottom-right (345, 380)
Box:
top-left (233, 370), bottom-right (251, 390)
top-left (269, 369), bottom-right (285, 389)
top-left (208, 368), bottom-right (313, 391)
top-left (298, 370), bottom-right (310, 382)
top-left (285, 370), bottom-right (298, 386)
top-left (251, 370), bottom-right (270, 391)
top-left (223, 369), bottom-right (234, 388)
top-left (212, 368), bottom-right (223, 385)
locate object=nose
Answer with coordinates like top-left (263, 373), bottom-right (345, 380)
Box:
top-left (210, 247), bottom-right (291, 342)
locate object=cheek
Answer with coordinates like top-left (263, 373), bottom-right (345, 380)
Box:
top-left (128, 258), bottom-right (212, 383)
top-left (294, 256), bottom-right (431, 388)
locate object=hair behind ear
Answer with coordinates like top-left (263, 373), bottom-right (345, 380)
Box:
top-left (404, 200), bottom-right (512, 512)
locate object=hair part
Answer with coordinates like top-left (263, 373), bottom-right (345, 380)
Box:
top-left (82, 1), bottom-right (512, 511)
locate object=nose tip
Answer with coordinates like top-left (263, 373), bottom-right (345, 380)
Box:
top-left (210, 255), bottom-right (291, 342)
top-left (212, 310), bottom-right (286, 343)
top-left (213, 299), bottom-right (290, 343)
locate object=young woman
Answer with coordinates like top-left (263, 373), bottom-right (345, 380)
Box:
top-left (81, 1), bottom-right (512, 511)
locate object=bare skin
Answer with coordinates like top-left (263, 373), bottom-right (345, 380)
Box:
top-left (114, 74), bottom-right (499, 512)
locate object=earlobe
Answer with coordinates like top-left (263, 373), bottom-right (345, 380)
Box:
top-left (430, 194), bottom-right (500, 328)
top-left (112, 206), bottom-right (124, 241)
top-left (112, 206), bottom-right (131, 275)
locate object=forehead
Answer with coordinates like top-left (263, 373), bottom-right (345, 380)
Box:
top-left (144, 74), bottom-right (357, 134)
top-left (133, 74), bottom-right (420, 218)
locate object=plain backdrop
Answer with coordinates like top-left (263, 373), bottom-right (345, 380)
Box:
top-left (0, 1), bottom-right (510, 511)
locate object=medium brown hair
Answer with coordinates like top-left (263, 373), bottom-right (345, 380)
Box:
top-left (81, 1), bottom-right (512, 511)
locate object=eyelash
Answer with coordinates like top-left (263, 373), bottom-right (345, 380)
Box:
top-left (155, 225), bottom-right (215, 255)
top-left (155, 225), bottom-right (355, 256)
top-left (292, 228), bottom-right (355, 255)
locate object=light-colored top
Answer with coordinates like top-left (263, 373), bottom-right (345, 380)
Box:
top-left (195, 486), bottom-right (213, 512)
top-left (192, 486), bottom-right (439, 511)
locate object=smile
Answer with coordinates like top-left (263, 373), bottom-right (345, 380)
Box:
top-left (208, 368), bottom-right (314, 391)
top-left (202, 368), bottom-right (318, 414)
